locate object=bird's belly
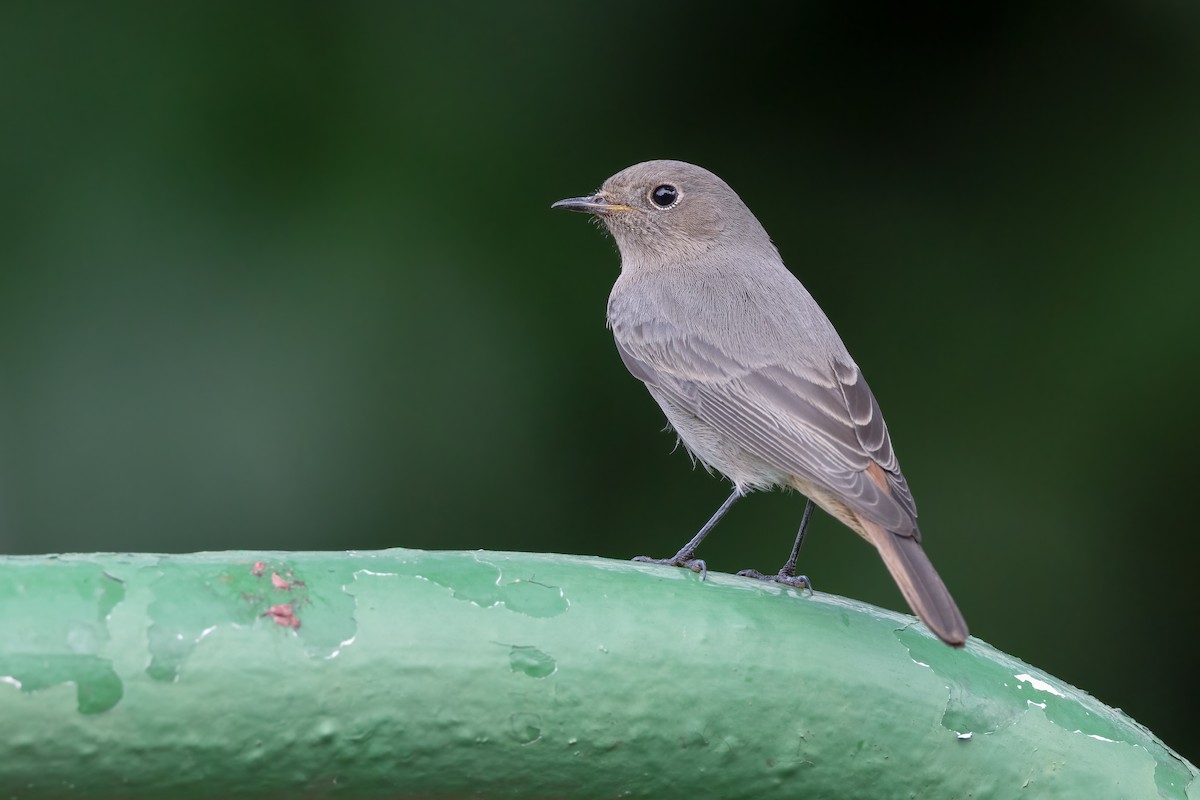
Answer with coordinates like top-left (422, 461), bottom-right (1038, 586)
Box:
top-left (784, 474), bottom-right (871, 541)
top-left (646, 386), bottom-right (789, 492)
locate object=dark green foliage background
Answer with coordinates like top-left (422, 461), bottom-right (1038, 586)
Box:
top-left (2, 1), bottom-right (1197, 763)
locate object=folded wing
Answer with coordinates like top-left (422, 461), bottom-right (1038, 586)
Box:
top-left (613, 318), bottom-right (918, 538)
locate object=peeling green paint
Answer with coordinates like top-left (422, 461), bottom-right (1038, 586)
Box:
top-left (0, 654), bottom-right (123, 714)
top-left (145, 559), bottom-right (357, 680)
top-left (0, 549), bottom-right (1194, 798)
top-left (417, 553), bottom-right (569, 617)
top-left (897, 625), bottom-right (1193, 799)
top-left (508, 645), bottom-right (556, 678)
top-left (508, 712), bottom-right (543, 744)
top-left (0, 564), bottom-right (125, 713)
top-left (495, 577), bottom-right (570, 617)
top-left (1156, 754), bottom-right (1197, 800)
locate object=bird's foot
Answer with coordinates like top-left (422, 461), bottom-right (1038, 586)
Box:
top-left (632, 555), bottom-right (707, 581)
top-left (737, 568), bottom-right (813, 594)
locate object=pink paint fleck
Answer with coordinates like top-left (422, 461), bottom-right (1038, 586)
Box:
top-left (251, 561), bottom-right (266, 576)
top-left (271, 573), bottom-right (292, 590)
top-left (265, 604), bottom-right (300, 629)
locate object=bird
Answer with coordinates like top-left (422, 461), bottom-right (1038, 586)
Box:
top-left (552, 159), bottom-right (969, 647)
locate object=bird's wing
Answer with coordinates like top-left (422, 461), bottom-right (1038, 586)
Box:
top-left (614, 318), bottom-right (919, 536)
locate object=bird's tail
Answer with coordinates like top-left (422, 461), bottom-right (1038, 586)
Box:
top-left (861, 518), bottom-right (969, 647)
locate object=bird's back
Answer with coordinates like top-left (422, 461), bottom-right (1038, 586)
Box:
top-left (608, 247), bottom-right (852, 371)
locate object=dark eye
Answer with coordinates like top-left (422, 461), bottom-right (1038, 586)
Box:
top-left (650, 184), bottom-right (679, 208)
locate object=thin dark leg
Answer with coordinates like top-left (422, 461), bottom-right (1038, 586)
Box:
top-left (633, 487), bottom-right (742, 580)
top-left (779, 497), bottom-right (815, 578)
top-left (738, 497), bottom-right (815, 591)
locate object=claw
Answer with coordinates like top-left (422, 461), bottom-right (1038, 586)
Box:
top-left (737, 568), bottom-right (813, 594)
top-left (632, 555), bottom-right (708, 581)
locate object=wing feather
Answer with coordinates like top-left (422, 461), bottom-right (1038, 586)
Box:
top-left (614, 319), bottom-right (918, 534)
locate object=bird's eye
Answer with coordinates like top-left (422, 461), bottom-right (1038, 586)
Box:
top-left (649, 184), bottom-right (680, 209)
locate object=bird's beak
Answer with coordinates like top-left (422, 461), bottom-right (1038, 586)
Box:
top-left (550, 193), bottom-right (635, 215)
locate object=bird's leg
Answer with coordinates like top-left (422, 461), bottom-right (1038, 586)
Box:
top-left (633, 488), bottom-right (742, 580)
top-left (738, 498), bottom-right (815, 591)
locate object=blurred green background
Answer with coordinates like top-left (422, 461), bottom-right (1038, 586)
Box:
top-left (2, 0), bottom-right (1198, 763)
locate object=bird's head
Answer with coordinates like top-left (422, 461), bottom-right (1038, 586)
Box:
top-left (552, 159), bottom-right (771, 265)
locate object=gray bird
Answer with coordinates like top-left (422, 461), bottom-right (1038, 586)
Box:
top-left (552, 159), bottom-right (968, 647)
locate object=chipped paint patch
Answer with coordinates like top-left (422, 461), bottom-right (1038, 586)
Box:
top-left (324, 634), bottom-right (357, 660)
top-left (1014, 672), bottom-right (1066, 697)
top-left (414, 553), bottom-right (569, 618)
top-left (266, 603), bottom-right (300, 629)
top-left (508, 712), bottom-right (543, 744)
top-left (353, 568), bottom-right (398, 577)
top-left (0, 565), bottom-right (125, 713)
top-left (144, 559), bottom-right (356, 680)
top-left (895, 626), bottom-right (1195, 799)
top-left (508, 645), bottom-right (557, 678)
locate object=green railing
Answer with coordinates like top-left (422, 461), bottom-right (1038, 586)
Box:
top-left (0, 549), bottom-right (1195, 798)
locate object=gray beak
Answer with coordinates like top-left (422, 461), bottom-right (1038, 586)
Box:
top-left (551, 194), bottom-right (635, 215)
